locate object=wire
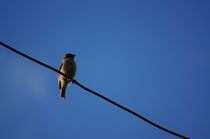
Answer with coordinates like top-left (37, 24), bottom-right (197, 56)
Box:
top-left (73, 80), bottom-right (189, 139)
top-left (0, 41), bottom-right (189, 139)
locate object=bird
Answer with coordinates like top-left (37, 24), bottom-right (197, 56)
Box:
top-left (58, 53), bottom-right (76, 99)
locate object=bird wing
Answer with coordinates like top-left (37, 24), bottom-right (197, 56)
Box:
top-left (58, 63), bottom-right (63, 77)
top-left (58, 63), bottom-right (63, 90)
top-left (59, 63), bottom-right (63, 71)
top-left (59, 80), bottom-right (61, 89)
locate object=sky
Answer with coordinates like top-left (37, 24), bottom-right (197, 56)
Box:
top-left (0, 0), bottom-right (210, 139)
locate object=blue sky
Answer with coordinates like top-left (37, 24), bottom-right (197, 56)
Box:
top-left (0, 0), bottom-right (210, 139)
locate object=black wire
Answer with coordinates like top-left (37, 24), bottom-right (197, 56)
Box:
top-left (0, 41), bottom-right (67, 77)
top-left (72, 80), bottom-right (189, 139)
top-left (0, 41), bottom-right (189, 139)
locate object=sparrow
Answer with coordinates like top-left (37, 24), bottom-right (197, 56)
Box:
top-left (58, 53), bottom-right (76, 99)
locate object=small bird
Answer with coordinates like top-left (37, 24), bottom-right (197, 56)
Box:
top-left (58, 53), bottom-right (76, 99)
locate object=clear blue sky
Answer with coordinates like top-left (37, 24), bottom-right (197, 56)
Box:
top-left (0, 0), bottom-right (209, 139)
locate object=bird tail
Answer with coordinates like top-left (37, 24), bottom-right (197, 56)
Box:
top-left (60, 87), bottom-right (66, 99)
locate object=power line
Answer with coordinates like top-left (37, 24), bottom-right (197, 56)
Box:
top-left (73, 80), bottom-right (189, 139)
top-left (0, 41), bottom-right (189, 139)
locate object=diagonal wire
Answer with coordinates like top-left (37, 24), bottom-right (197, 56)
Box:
top-left (72, 80), bottom-right (189, 139)
top-left (0, 41), bottom-right (189, 139)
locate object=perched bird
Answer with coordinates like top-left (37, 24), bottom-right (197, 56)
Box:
top-left (58, 53), bottom-right (76, 99)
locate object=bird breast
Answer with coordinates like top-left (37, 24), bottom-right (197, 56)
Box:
top-left (61, 59), bottom-right (76, 78)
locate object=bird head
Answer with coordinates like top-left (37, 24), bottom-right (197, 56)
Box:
top-left (63, 53), bottom-right (76, 59)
